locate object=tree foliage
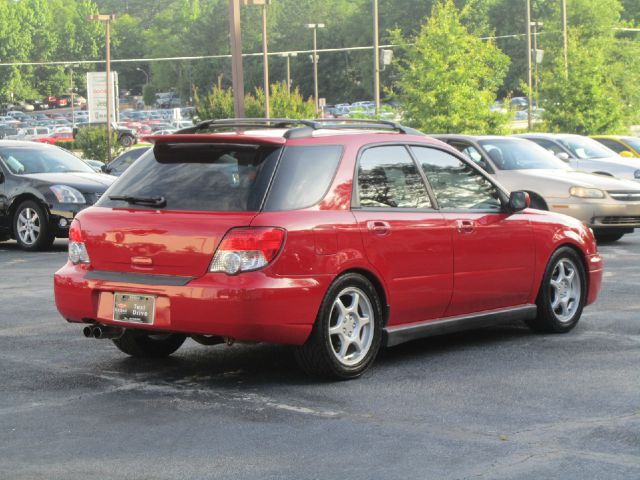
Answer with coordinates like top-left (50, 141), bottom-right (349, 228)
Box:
top-left (1, 0), bottom-right (639, 134)
top-left (194, 82), bottom-right (315, 120)
top-left (390, 0), bottom-right (509, 133)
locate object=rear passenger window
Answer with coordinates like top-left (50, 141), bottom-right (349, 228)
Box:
top-left (264, 145), bottom-right (343, 211)
top-left (357, 146), bottom-right (432, 209)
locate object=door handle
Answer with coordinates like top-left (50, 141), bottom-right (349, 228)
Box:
top-left (367, 220), bottom-right (391, 236)
top-left (456, 219), bottom-right (476, 234)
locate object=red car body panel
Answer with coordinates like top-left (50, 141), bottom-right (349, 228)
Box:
top-left (54, 131), bottom-right (603, 346)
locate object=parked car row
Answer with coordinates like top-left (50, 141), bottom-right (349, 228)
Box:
top-left (436, 134), bottom-right (640, 242)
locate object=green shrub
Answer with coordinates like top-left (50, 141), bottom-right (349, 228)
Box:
top-left (75, 127), bottom-right (123, 163)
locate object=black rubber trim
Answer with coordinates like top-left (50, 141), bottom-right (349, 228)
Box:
top-left (84, 270), bottom-right (195, 286)
top-left (383, 305), bottom-right (537, 347)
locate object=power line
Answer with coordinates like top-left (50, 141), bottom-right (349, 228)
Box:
top-left (0, 31), bottom-right (554, 68)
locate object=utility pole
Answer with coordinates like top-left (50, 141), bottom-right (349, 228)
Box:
top-left (281, 53), bottom-right (297, 94)
top-left (373, 0), bottom-right (380, 116)
top-left (261, 2), bottom-right (270, 118)
top-left (306, 23), bottom-right (325, 114)
top-left (526, 0), bottom-right (533, 131)
top-left (229, 0), bottom-right (245, 117)
top-left (560, 0), bottom-right (568, 79)
top-left (89, 14), bottom-right (115, 162)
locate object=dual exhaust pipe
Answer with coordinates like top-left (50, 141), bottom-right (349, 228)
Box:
top-left (83, 324), bottom-right (124, 340)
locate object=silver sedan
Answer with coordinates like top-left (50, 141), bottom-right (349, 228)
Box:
top-left (434, 135), bottom-right (640, 242)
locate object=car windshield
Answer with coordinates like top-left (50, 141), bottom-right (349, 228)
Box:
top-left (623, 137), bottom-right (640, 151)
top-left (478, 139), bottom-right (570, 170)
top-left (0, 146), bottom-right (95, 174)
top-left (558, 136), bottom-right (615, 159)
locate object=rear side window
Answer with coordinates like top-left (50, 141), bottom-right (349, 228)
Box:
top-left (264, 145), bottom-right (342, 211)
top-left (356, 145), bottom-right (432, 209)
top-left (98, 143), bottom-right (281, 212)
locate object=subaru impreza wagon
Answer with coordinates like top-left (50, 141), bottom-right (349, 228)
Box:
top-left (54, 119), bottom-right (603, 379)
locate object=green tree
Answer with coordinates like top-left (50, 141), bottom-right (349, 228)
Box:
top-left (540, 37), bottom-right (627, 134)
top-left (390, 0), bottom-right (510, 133)
top-left (75, 127), bottom-right (124, 163)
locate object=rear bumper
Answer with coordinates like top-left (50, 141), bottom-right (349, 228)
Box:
top-left (586, 253), bottom-right (603, 306)
top-left (54, 263), bottom-right (331, 345)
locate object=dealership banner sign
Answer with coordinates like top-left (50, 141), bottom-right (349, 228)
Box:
top-left (87, 71), bottom-right (118, 123)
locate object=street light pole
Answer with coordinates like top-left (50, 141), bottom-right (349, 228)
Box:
top-left (560, 0), bottom-right (568, 80)
top-left (261, 3), bottom-right (270, 118)
top-left (136, 67), bottom-right (149, 84)
top-left (89, 14), bottom-right (116, 162)
top-left (373, 0), bottom-right (380, 116)
top-left (280, 53), bottom-right (297, 94)
top-left (306, 23), bottom-right (325, 114)
top-left (229, 0), bottom-right (245, 118)
top-left (526, 0), bottom-right (533, 131)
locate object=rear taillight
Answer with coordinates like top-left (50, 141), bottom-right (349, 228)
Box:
top-left (68, 220), bottom-right (90, 265)
top-left (209, 227), bottom-right (285, 275)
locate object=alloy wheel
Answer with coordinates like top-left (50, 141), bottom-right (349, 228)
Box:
top-left (16, 207), bottom-right (41, 246)
top-left (549, 258), bottom-right (581, 323)
top-left (328, 287), bottom-right (375, 367)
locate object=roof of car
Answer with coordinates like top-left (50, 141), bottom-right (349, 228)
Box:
top-left (432, 134), bottom-right (529, 142)
top-left (0, 140), bottom-right (54, 148)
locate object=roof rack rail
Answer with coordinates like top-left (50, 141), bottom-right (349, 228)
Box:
top-left (177, 117), bottom-right (424, 138)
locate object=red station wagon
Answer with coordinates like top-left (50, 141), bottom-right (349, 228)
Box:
top-left (54, 119), bottom-right (604, 379)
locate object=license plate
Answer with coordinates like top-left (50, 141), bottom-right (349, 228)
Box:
top-left (113, 293), bottom-right (155, 324)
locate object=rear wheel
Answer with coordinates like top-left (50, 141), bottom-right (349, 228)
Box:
top-left (13, 200), bottom-right (54, 251)
top-left (119, 134), bottom-right (134, 147)
top-left (295, 273), bottom-right (382, 380)
top-left (526, 247), bottom-right (586, 333)
top-left (594, 232), bottom-right (624, 243)
top-left (112, 330), bottom-right (186, 358)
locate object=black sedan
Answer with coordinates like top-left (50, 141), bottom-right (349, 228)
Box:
top-left (0, 141), bottom-right (115, 251)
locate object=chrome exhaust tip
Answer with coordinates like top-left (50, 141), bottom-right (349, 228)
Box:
top-left (93, 325), bottom-right (124, 340)
top-left (82, 326), bottom-right (95, 338)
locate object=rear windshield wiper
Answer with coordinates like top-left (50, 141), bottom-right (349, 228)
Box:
top-left (109, 195), bottom-right (166, 207)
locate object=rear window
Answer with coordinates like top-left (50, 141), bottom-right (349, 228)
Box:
top-left (264, 145), bottom-right (343, 211)
top-left (98, 143), bottom-right (281, 212)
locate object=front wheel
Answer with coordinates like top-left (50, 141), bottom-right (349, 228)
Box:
top-left (112, 330), bottom-right (186, 358)
top-left (295, 273), bottom-right (383, 380)
top-left (526, 247), bottom-right (586, 333)
top-left (594, 232), bottom-right (624, 243)
top-left (119, 134), bottom-right (134, 147)
top-left (13, 200), bottom-right (54, 251)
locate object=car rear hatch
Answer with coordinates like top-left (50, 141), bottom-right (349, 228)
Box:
top-left (83, 134), bottom-right (285, 277)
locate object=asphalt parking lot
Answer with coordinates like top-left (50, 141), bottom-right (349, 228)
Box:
top-left (1, 235), bottom-right (639, 480)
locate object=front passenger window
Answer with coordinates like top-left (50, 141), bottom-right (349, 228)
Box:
top-left (411, 147), bottom-right (501, 211)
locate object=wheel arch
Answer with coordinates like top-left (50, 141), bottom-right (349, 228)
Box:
top-left (525, 191), bottom-right (548, 210)
top-left (8, 193), bottom-right (50, 226)
top-left (334, 267), bottom-right (390, 327)
top-left (543, 242), bottom-right (590, 301)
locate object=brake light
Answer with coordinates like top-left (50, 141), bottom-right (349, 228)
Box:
top-left (209, 227), bottom-right (285, 275)
top-left (68, 219), bottom-right (90, 265)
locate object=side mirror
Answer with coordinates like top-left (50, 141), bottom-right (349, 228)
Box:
top-left (508, 191), bottom-right (530, 213)
top-left (556, 152), bottom-right (570, 162)
top-left (619, 150), bottom-right (635, 158)
top-left (101, 164), bottom-right (108, 173)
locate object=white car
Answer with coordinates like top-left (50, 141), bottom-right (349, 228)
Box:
top-left (516, 133), bottom-right (640, 182)
top-left (436, 135), bottom-right (640, 243)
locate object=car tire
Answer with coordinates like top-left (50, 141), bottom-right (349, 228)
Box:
top-left (112, 330), bottom-right (186, 358)
top-left (13, 200), bottom-right (54, 251)
top-left (294, 273), bottom-right (383, 380)
top-left (119, 134), bottom-right (134, 148)
top-left (526, 247), bottom-right (586, 333)
top-left (594, 232), bottom-right (624, 243)
top-left (528, 193), bottom-right (548, 210)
